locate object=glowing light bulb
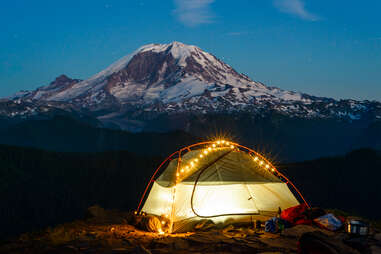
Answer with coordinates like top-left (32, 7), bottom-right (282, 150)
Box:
top-left (212, 144), bottom-right (216, 148)
top-left (204, 150), bottom-right (208, 155)
top-left (208, 147), bottom-right (212, 151)
top-left (230, 145), bottom-right (234, 149)
top-left (180, 168), bottom-right (184, 173)
top-left (134, 211), bottom-right (137, 215)
top-left (221, 140), bottom-right (225, 144)
top-left (217, 141), bottom-right (221, 145)
top-left (200, 154), bottom-right (203, 158)
top-left (176, 173), bottom-right (180, 177)
top-left (226, 142), bottom-right (230, 145)
top-left (259, 161), bottom-right (263, 165)
top-left (195, 159), bottom-right (199, 162)
top-left (271, 168), bottom-right (275, 172)
top-left (161, 221), bottom-right (165, 225)
top-left (265, 164), bottom-right (270, 169)
top-left (254, 157), bottom-right (258, 161)
top-left (190, 162), bottom-right (194, 167)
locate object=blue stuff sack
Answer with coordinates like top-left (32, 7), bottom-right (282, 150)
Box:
top-left (265, 217), bottom-right (279, 233)
top-left (314, 213), bottom-right (343, 231)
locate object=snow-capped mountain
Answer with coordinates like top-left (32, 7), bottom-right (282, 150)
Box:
top-left (2, 41), bottom-right (381, 131)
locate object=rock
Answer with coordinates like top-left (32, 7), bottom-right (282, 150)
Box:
top-left (142, 216), bottom-right (162, 233)
top-left (259, 236), bottom-right (298, 251)
top-left (133, 244), bottom-right (152, 254)
top-left (282, 224), bottom-right (333, 238)
top-left (173, 238), bottom-right (190, 250)
top-left (194, 219), bottom-right (216, 231)
top-left (298, 231), bottom-right (361, 254)
top-left (258, 252), bottom-right (283, 254)
top-left (87, 205), bottom-right (107, 218)
top-left (370, 245), bottom-right (381, 254)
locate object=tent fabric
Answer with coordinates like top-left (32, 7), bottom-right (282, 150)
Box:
top-left (142, 147), bottom-right (300, 232)
top-left (182, 150), bottom-right (281, 184)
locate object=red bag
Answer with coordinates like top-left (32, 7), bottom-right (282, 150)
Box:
top-left (281, 204), bottom-right (308, 225)
top-left (295, 218), bottom-right (313, 226)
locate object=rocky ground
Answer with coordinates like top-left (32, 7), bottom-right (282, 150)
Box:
top-left (1, 207), bottom-right (380, 254)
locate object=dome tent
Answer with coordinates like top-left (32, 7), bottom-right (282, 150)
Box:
top-left (137, 140), bottom-right (308, 233)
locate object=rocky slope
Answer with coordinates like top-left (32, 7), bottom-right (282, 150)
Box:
top-left (1, 206), bottom-right (379, 254)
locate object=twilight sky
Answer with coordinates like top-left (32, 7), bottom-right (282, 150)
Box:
top-left (0, 0), bottom-right (380, 101)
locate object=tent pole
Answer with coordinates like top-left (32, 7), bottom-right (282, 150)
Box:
top-left (169, 150), bottom-right (182, 233)
top-left (136, 150), bottom-right (179, 212)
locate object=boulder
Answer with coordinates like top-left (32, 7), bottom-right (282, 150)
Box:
top-left (87, 205), bottom-right (107, 218)
top-left (298, 231), bottom-right (360, 254)
top-left (283, 224), bottom-right (333, 238)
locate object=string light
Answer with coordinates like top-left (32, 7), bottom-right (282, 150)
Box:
top-left (212, 144), bottom-right (216, 148)
top-left (226, 142), bottom-right (230, 145)
top-left (254, 157), bottom-right (258, 161)
top-left (199, 154), bottom-right (203, 158)
top-left (230, 145), bottom-right (234, 149)
top-left (180, 168), bottom-right (184, 173)
top-left (217, 141), bottom-right (221, 145)
top-left (195, 159), bottom-right (199, 162)
top-left (204, 150), bottom-right (208, 155)
top-left (208, 147), bottom-right (212, 151)
top-left (161, 221), bottom-right (165, 225)
top-left (265, 164), bottom-right (270, 169)
top-left (259, 161), bottom-right (263, 165)
top-left (221, 140), bottom-right (225, 144)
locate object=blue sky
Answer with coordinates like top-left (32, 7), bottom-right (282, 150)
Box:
top-left (0, 0), bottom-right (380, 101)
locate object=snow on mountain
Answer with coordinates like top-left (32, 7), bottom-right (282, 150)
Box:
top-left (2, 41), bottom-right (381, 128)
top-left (12, 42), bottom-right (287, 104)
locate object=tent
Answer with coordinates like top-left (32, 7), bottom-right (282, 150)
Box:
top-left (138, 141), bottom-right (306, 233)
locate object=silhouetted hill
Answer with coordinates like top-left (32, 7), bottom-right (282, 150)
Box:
top-left (0, 145), bottom-right (161, 239)
top-left (280, 148), bottom-right (381, 220)
top-left (0, 115), bottom-right (200, 156)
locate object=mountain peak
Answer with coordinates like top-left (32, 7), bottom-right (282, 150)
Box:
top-left (50, 74), bottom-right (74, 85)
top-left (2, 42), bottom-right (381, 131)
top-left (138, 41), bottom-right (199, 66)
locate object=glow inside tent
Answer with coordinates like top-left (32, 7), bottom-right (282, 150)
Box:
top-left (139, 141), bottom-right (304, 233)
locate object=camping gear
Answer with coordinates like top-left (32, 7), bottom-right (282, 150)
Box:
top-left (253, 220), bottom-right (261, 230)
top-left (346, 220), bottom-right (369, 236)
top-left (281, 204), bottom-right (309, 225)
top-left (314, 213), bottom-right (343, 231)
top-left (138, 141), bottom-right (307, 233)
top-left (265, 217), bottom-right (290, 233)
top-left (306, 207), bottom-right (326, 220)
top-left (265, 218), bottom-right (279, 233)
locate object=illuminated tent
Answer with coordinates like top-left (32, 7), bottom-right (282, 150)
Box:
top-left (138, 141), bottom-right (307, 233)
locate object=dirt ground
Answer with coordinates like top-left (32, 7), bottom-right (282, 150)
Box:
top-left (1, 209), bottom-right (380, 254)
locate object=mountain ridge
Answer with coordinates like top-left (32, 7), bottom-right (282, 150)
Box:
top-left (1, 41), bottom-right (381, 135)
top-left (0, 42), bottom-right (381, 146)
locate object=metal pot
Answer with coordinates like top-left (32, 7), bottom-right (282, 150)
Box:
top-left (347, 220), bottom-right (369, 236)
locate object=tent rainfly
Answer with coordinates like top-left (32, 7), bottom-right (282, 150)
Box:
top-left (137, 140), bottom-right (309, 233)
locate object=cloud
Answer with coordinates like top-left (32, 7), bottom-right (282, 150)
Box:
top-left (173, 0), bottom-right (215, 27)
top-left (273, 0), bottom-right (319, 21)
